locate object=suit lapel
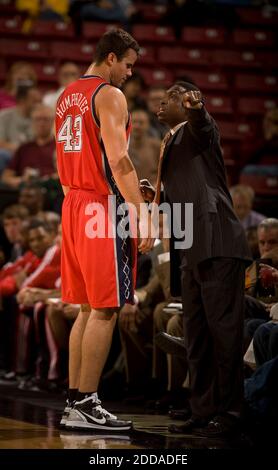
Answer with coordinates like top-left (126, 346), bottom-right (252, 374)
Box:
top-left (162, 126), bottom-right (184, 167)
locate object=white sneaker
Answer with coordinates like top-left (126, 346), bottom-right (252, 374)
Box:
top-left (65, 394), bottom-right (132, 431)
top-left (60, 399), bottom-right (74, 427)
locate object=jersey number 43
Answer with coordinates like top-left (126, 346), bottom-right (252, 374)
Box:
top-left (57, 115), bottom-right (82, 152)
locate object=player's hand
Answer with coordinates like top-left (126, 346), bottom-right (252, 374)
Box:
top-left (16, 287), bottom-right (35, 306)
top-left (139, 179), bottom-right (155, 203)
top-left (183, 91), bottom-right (203, 109)
top-left (16, 287), bottom-right (28, 304)
top-left (138, 211), bottom-right (155, 254)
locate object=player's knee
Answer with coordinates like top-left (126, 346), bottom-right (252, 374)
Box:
top-left (93, 308), bottom-right (117, 321)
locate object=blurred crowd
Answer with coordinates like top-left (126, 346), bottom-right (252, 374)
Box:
top-left (0, 0), bottom-right (277, 434)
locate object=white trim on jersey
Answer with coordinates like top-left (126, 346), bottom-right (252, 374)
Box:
top-left (21, 244), bottom-right (59, 288)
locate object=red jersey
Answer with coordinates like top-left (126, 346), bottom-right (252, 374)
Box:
top-left (56, 75), bottom-right (137, 308)
top-left (55, 75), bottom-right (131, 195)
top-left (22, 244), bottom-right (61, 289)
top-left (0, 251), bottom-right (40, 296)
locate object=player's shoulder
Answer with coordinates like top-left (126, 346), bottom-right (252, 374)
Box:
top-left (97, 85), bottom-right (126, 104)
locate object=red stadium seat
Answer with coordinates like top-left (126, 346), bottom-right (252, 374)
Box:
top-left (261, 51), bottom-right (278, 68)
top-left (234, 74), bottom-right (278, 94)
top-left (50, 41), bottom-right (95, 63)
top-left (0, 61), bottom-right (6, 81)
top-left (175, 70), bottom-right (228, 92)
top-left (205, 95), bottom-right (233, 115)
top-left (132, 25), bottom-right (175, 43)
top-left (0, 16), bottom-right (23, 36)
top-left (0, 39), bottom-right (49, 59)
top-left (31, 20), bottom-right (74, 39)
top-left (218, 121), bottom-right (254, 141)
top-left (182, 27), bottom-right (226, 46)
top-left (211, 49), bottom-right (263, 69)
top-left (158, 47), bottom-right (210, 66)
top-left (237, 97), bottom-right (278, 116)
top-left (232, 29), bottom-right (276, 49)
top-left (137, 4), bottom-right (167, 22)
top-left (236, 7), bottom-right (278, 27)
top-left (221, 144), bottom-right (234, 162)
top-left (137, 67), bottom-right (174, 87)
top-left (83, 22), bottom-right (119, 40)
top-left (137, 46), bottom-right (156, 65)
top-left (32, 63), bottom-right (59, 83)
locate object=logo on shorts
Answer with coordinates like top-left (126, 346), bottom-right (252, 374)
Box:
top-left (84, 195), bottom-right (193, 250)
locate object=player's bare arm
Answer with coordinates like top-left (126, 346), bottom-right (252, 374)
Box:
top-left (96, 86), bottom-right (154, 253)
top-left (62, 185), bottom-right (70, 196)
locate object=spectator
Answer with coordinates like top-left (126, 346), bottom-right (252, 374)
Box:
top-left (16, 0), bottom-right (70, 22)
top-left (241, 107), bottom-right (278, 177)
top-left (69, 0), bottom-right (138, 34)
top-left (14, 224), bottom-right (62, 387)
top-left (245, 218), bottom-right (278, 299)
top-left (17, 221), bottom-right (61, 294)
top-left (122, 72), bottom-right (147, 112)
top-left (250, 274), bottom-right (278, 368)
top-left (1, 204), bottom-right (29, 262)
top-left (47, 301), bottom-right (78, 356)
top-left (246, 226), bottom-right (260, 260)
top-left (0, 85), bottom-right (41, 173)
top-left (253, 319), bottom-right (278, 368)
top-left (230, 185), bottom-right (266, 230)
top-left (18, 183), bottom-right (60, 226)
top-left (0, 219), bottom-right (60, 381)
top-left (2, 104), bottom-right (56, 188)
top-left (0, 61), bottom-right (37, 111)
top-left (146, 85), bottom-right (169, 140)
top-left (129, 108), bottom-right (160, 187)
top-left (257, 218), bottom-right (278, 258)
top-left (43, 62), bottom-right (80, 109)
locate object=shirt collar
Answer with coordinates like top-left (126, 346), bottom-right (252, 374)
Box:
top-left (170, 121), bottom-right (188, 136)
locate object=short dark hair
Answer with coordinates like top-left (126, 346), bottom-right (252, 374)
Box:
top-left (20, 182), bottom-right (44, 194)
top-left (174, 80), bottom-right (200, 92)
top-left (94, 28), bottom-right (140, 65)
top-left (27, 218), bottom-right (54, 234)
top-left (2, 204), bottom-right (29, 221)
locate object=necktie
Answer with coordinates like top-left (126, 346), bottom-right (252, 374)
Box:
top-left (153, 130), bottom-right (172, 206)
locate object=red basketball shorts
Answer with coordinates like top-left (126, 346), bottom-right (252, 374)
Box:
top-left (61, 189), bottom-right (137, 309)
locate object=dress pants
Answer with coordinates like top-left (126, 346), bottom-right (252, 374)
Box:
top-left (181, 257), bottom-right (246, 419)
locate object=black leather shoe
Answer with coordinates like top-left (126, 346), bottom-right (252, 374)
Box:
top-left (155, 332), bottom-right (186, 358)
top-left (194, 413), bottom-right (240, 438)
top-left (168, 417), bottom-right (208, 434)
top-left (168, 407), bottom-right (191, 421)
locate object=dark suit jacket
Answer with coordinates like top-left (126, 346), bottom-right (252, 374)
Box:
top-left (161, 107), bottom-right (252, 296)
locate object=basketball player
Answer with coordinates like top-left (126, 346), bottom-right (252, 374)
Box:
top-left (55, 29), bottom-right (154, 431)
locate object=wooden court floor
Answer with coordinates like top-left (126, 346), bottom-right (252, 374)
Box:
top-left (0, 384), bottom-right (265, 452)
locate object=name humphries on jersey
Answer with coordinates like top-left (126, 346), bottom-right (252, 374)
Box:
top-left (56, 93), bottom-right (89, 118)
